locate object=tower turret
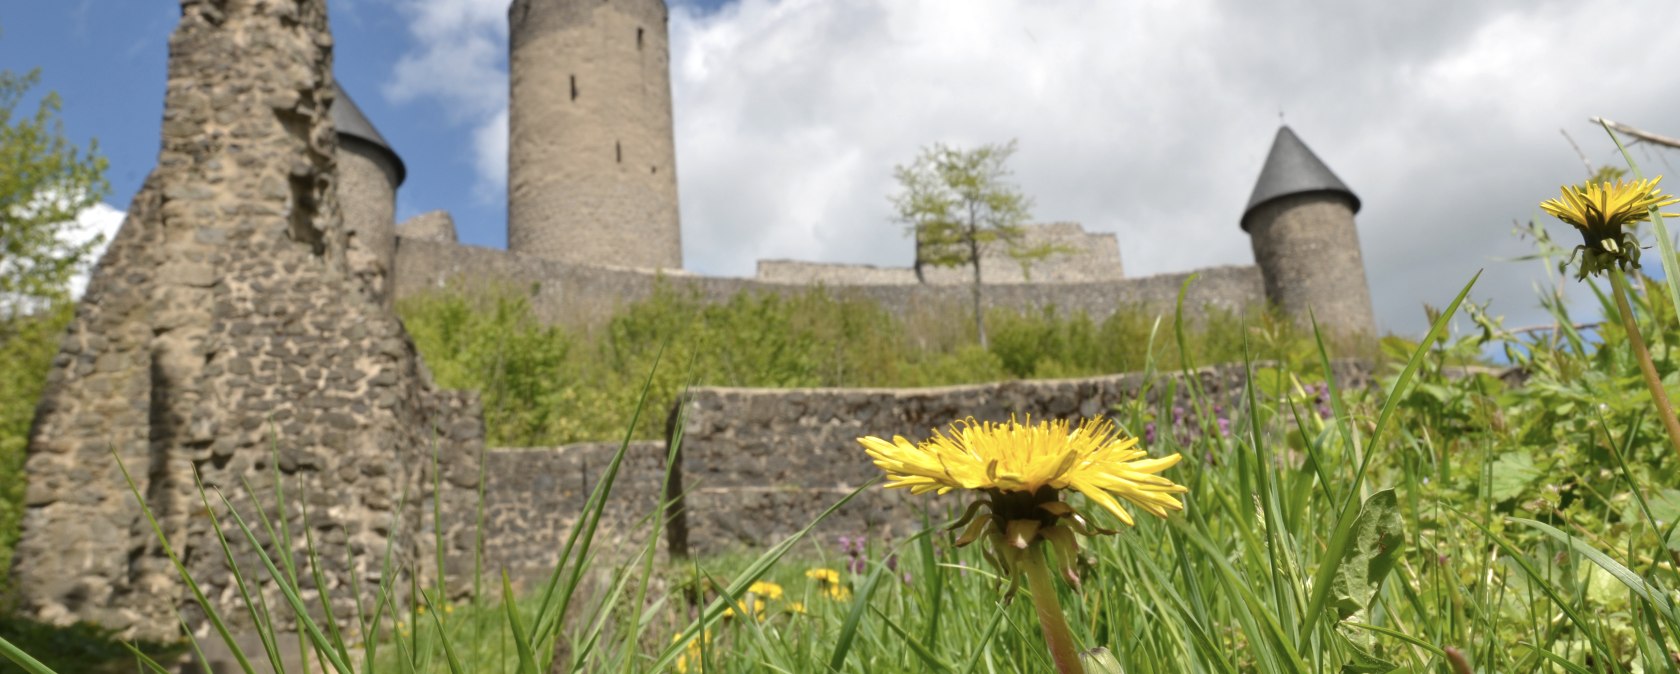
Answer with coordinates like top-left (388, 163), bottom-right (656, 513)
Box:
top-left (1241, 126), bottom-right (1375, 337)
top-left (506, 0), bottom-right (682, 269)
top-left (332, 82), bottom-right (404, 304)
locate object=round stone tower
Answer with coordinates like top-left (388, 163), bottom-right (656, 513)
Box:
top-left (507, 0), bottom-right (682, 270)
top-left (1241, 126), bottom-right (1375, 337)
top-left (331, 82), bottom-right (405, 304)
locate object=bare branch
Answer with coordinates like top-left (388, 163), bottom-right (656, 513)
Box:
top-left (1559, 128), bottom-right (1593, 178)
top-left (1592, 117), bottom-right (1680, 150)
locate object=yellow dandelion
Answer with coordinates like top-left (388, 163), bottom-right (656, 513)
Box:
top-left (748, 580), bottom-right (784, 601)
top-left (860, 416), bottom-right (1187, 585)
top-left (805, 567), bottom-right (851, 601)
top-left (861, 415), bottom-right (1187, 673)
top-left (674, 629), bottom-right (712, 673)
top-left (786, 601), bottom-right (807, 615)
top-left (1540, 176), bottom-right (1680, 278)
top-left (722, 599), bottom-right (766, 621)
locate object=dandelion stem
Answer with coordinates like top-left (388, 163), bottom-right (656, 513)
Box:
top-left (1021, 544), bottom-right (1086, 674)
top-left (1609, 268), bottom-right (1680, 460)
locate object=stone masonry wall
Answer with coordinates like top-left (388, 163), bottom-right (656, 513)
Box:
top-left (466, 442), bottom-right (669, 590)
top-left (668, 360), bottom-right (1373, 557)
top-left (392, 237), bottom-right (1264, 332)
top-left (11, 0), bottom-right (482, 642)
top-left (756, 222), bottom-right (1125, 285)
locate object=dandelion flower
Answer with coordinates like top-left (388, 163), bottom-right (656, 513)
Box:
top-left (674, 630), bottom-right (712, 673)
top-left (748, 580), bottom-right (784, 601)
top-left (805, 567), bottom-right (851, 601)
top-left (860, 416), bottom-right (1187, 586)
top-left (1540, 176), bottom-right (1680, 278)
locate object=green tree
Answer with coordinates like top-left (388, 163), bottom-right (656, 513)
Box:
top-left (891, 140), bottom-right (1047, 348)
top-left (0, 66), bottom-right (108, 599)
top-left (0, 68), bottom-right (109, 315)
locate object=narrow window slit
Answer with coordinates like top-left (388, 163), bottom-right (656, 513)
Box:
top-left (570, 75), bottom-right (578, 101)
top-left (637, 27), bottom-right (644, 50)
top-left (616, 141), bottom-right (622, 163)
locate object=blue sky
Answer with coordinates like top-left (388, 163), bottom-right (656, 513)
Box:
top-left (5, 0), bottom-right (1680, 338)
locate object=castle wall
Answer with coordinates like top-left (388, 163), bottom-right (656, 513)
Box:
top-left (11, 0), bottom-right (483, 642)
top-left (451, 360), bottom-right (1373, 567)
top-left (757, 222), bottom-right (1126, 285)
top-left (391, 237), bottom-right (1264, 331)
top-left (398, 210), bottom-right (458, 243)
top-left (506, 0), bottom-right (682, 269)
top-left (465, 442), bottom-right (669, 587)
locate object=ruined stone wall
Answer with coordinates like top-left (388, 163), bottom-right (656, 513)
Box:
top-left (12, 0), bottom-right (482, 642)
top-left (667, 360), bottom-right (1374, 557)
top-left (465, 442), bottom-right (669, 588)
top-left (506, 0), bottom-right (681, 269)
top-left (446, 360), bottom-right (1373, 568)
top-left (757, 222), bottom-right (1125, 285)
top-left (397, 210), bottom-right (458, 244)
top-left (392, 237), bottom-right (1264, 332)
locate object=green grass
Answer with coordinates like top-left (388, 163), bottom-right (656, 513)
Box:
top-left (395, 282), bottom-right (1357, 446)
top-left (10, 251), bottom-right (1679, 672)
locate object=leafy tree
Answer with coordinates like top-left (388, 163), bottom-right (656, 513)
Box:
top-left (891, 140), bottom-right (1049, 348)
top-left (0, 66), bottom-right (108, 599)
top-left (0, 67), bottom-right (109, 316)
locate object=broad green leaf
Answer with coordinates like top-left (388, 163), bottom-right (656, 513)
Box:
top-left (1331, 489), bottom-right (1403, 619)
top-left (1488, 452), bottom-right (1541, 502)
top-left (1623, 487), bottom-right (1680, 550)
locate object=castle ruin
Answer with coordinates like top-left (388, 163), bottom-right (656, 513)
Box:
top-left (11, 0), bottom-right (1379, 647)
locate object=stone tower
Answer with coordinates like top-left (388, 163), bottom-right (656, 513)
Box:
top-left (506, 0), bottom-right (682, 269)
top-left (333, 82), bottom-right (405, 304)
top-left (1241, 126), bottom-right (1376, 337)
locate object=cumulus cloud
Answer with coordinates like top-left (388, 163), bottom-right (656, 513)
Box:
top-left (384, 0), bottom-right (1680, 335)
top-left (65, 202), bottom-right (125, 299)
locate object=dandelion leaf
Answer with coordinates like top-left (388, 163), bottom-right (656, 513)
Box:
top-left (1488, 451), bottom-right (1541, 502)
top-left (1331, 489), bottom-right (1402, 620)
top-left (1622, 488), bottom-right (1680, 551)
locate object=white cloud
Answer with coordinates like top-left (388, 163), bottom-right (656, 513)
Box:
top-left (384, 0), bottom-right (1680, 335)
top-left (66, 202), bottom-right (125, 299)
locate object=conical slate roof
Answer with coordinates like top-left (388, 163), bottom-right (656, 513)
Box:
top-left (331, 81), bottom-right (406, 186)
top-left (1241, 126), bottom-right (1356, 230)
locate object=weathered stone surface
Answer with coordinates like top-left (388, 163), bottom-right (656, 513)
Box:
top-left (396, 210), bottom-right (458, 244)
top-left (668, 360), bottom-right (1373, 557)
top-left (10, 0), bottom-right (482, 643)
top-left (758, 222), bottom-right (1126, 285)
top-left (507, 0), bottom-right (682, 270)
top-left (392, 235), bottom-right (1266, 333)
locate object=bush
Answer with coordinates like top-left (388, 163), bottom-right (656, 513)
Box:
top-left (0, 302), bottom-right (73, 602)
top-left (396, 283), bottom-right (1338, 444)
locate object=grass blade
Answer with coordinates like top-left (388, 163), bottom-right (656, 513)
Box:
top-left (1299, 270), bottom-right (1481, 642)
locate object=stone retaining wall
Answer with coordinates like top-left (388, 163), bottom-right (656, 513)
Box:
top-left (666, 360), bottom-right (1373, 557)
